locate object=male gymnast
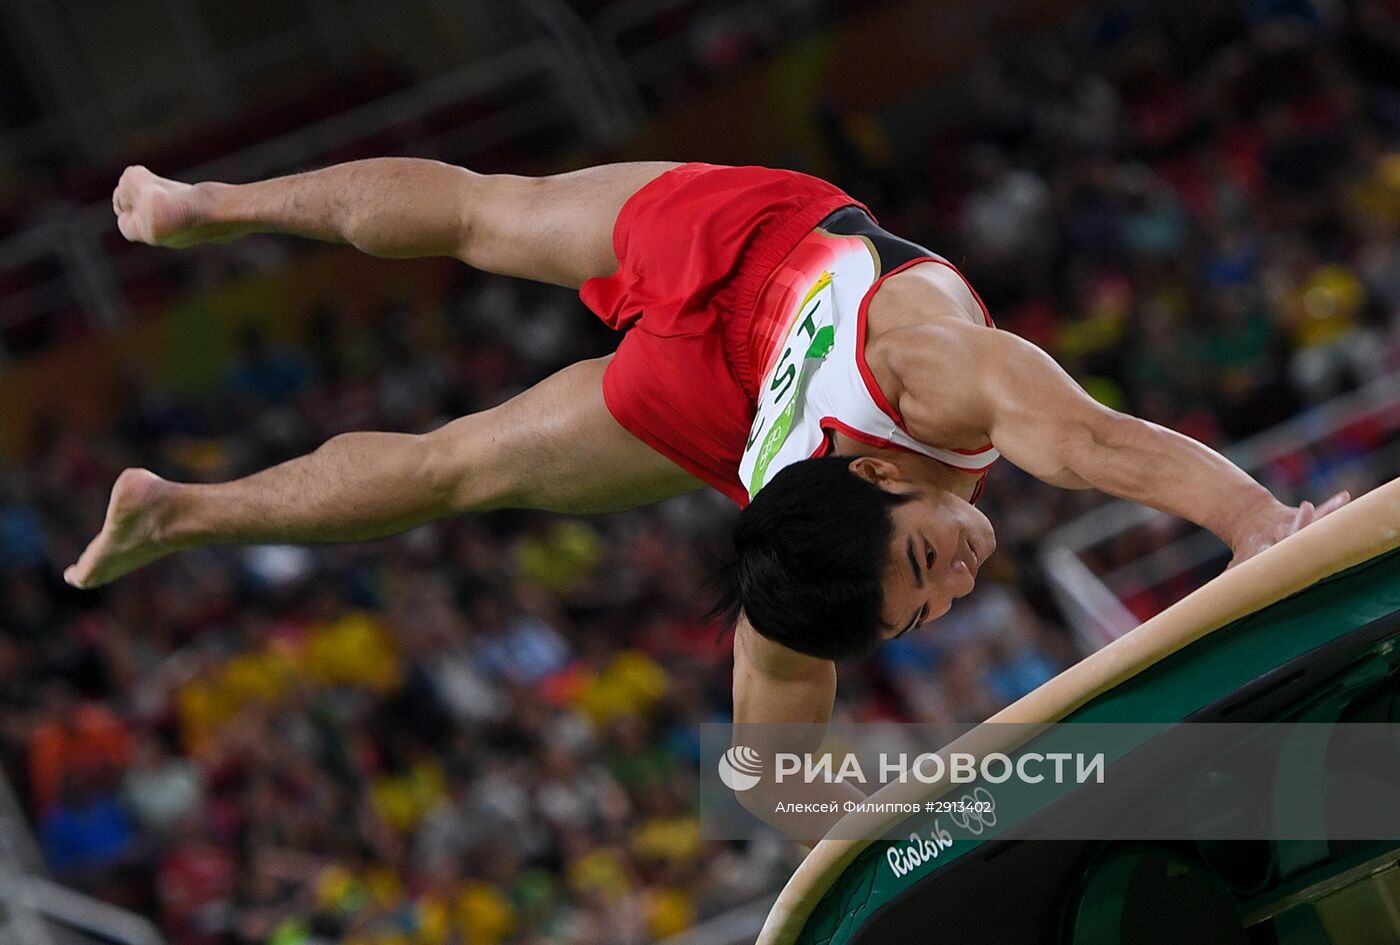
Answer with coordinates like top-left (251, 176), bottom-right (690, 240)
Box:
top-left (67, 160), bottom-right (1346, 735)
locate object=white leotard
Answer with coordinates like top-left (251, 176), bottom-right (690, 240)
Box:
top-left (739, 217), bottom-right (998, 501)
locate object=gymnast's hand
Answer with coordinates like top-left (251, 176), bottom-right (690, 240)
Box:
top-left (112, 165), bottom-right (241, 249)
top-left (1226, 491), bottom-right (1351, 569)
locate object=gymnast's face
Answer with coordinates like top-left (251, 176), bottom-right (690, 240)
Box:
top-left (873, 482), bottom-right (996, 641)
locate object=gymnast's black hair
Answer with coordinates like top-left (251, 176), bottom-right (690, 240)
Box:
top-left (710, 454), bottom-right (915, 661)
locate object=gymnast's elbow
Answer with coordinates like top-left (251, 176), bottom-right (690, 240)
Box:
top-left (1051, 411), bottom-right (1144, 491)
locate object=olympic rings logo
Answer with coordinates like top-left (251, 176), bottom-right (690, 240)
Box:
top-left (946, 787), bottom-right (998, 834)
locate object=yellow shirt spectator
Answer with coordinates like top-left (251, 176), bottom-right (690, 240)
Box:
top-left (369, 760), bottom-right (446, 833)
top-left (514, 520), bottom-right (603, 593)
top-left (415, 894), bottom-right (450, 945)
top-left (315, 863), bottom-right (370, 915)
top-left (176, 674), bottom-right (237, 757)
top-left (566, 847), bottom-right (631, 902)
top-left (632, 813), bottom-right (702, 865)
top-left (220, 647), bottom-right (300, 707)
top-left (304, 611), bottom-right (402, 692)
top-left (1350, 152), bottom-right (1400, 225)
top-left (573, 650), bottom-right (669, 725)
top-left (454, 880), bottom-right (516, 945)
top-left (1285, 264), bottom-right (1366, 349)
top-left (647, 886), bottom-right (697, 940)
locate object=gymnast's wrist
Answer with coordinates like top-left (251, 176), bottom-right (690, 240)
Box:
top-left (1221, 489), bottom-right (1289, 551)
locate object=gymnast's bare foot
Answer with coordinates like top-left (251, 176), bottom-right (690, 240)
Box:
top-left (112, 165), bottom-right (243, 249)
top-left (65, 469), bottom-right (180, 589)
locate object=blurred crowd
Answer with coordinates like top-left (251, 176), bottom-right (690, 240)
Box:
top-left (2, 0), bottom-right (1400, 943)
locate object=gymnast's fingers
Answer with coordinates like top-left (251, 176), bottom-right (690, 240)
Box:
top-left (1315, 491), bottom-right (1351, 519)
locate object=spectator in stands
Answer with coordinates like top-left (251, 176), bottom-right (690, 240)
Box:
top-left (28, 681), bottom-right (132, 815)
top-left (40, 770), bottom-right (138, 881)
top-left (122, 731), bottom-right (204, 833)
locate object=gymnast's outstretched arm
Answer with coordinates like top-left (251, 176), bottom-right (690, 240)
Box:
top-left (892, 322), bottom-right (1348, 566)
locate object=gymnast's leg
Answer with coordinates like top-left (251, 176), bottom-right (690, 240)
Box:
top-left (110, 158), bottom-right (679, 288)
top-left (69, 158), bottom-right (698, 586)
top-left (65, 356), bottom-right (704, 588)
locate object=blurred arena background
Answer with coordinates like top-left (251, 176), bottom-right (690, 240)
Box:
top-left (0, 0), bottom-right (1398, 943)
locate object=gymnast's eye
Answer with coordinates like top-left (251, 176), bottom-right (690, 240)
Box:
top-left (925, 543), bottom-right (936, 569)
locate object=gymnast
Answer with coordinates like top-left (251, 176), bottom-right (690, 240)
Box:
top-left (67, 159), bottom-right (1347, 733)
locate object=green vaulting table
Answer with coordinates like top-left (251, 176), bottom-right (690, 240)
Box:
top-left (757, 480), bottom-right (1400, 945)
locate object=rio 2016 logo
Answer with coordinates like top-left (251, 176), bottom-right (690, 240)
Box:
top-left (718, 746), bottom-right (764, 791)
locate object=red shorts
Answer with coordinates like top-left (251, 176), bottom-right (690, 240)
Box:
top-left (580, 163), bottom-right (864, 506)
